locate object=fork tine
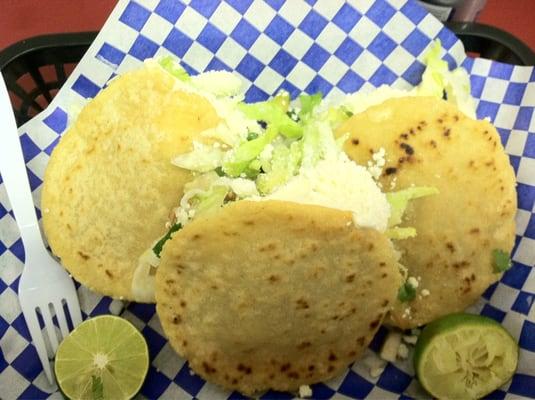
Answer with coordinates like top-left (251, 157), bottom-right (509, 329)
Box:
top-left (53, 301), bottom-right (70, 340)
top-left (65, 297), bottom-right (83, 328)
top-left (40, 305), bottom-right (59, 353)
top-left (22, 309), bottom-right (54, 384)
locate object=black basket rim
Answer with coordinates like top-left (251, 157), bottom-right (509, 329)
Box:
top-left (445, 21), bottom-right (535, 66)
top-left (0, 32), bottom-right (98, 72)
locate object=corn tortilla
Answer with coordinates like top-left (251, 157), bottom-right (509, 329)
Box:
top-left (336, 96), bottom-right (516, 329)
top-left (41, 63), bottom-right (220, 301)
top-left (155, 200), bottom-right (402, 395)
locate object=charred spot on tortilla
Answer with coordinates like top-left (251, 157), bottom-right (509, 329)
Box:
top-left (41, 62), bottom-right (220, 301)
top-left (155, 200), bottom-right (402, 395)
top-left (337, 96), bottom-right (516, 329)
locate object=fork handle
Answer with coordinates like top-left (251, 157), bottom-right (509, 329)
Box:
top-left (0, 75), bottom-right (45, 253)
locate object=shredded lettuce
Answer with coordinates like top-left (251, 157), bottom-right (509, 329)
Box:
top-left (337, 40), bottom-right (475, 119)
top-left (223, 126), bottom-right (278, 177)
top-left (158, 56), bottom-right (190, 81)
top-left (417, 41), bottom-right (447, 99)
top-left (317, 120), bottom-right (342, 161)
top-left (256, 141), bottom-right (302, 194)
top-left (326, 105), bottom-right (353, 128)
top-left (300, 119), bottom-right (341, 169)
top-left (271, 91), bottom-right (291, 113)
top-left (299, 93), bottom-right (322, 119)
top-left (194, 186), bottom-right (229, 216)
top-left (183, 171), bottom-right (221, 192)
top-left (301, 123), bottom-right (321, 168)
top-left (386, 186), bottom-right (439, 227)
top-left (172, 141), bottom-right (225, 172)
top-left (386, 227), bottom-right (417, 240)
top-left (238, 102), bottom-right (303, 138)
top-left (190, 71), bottom-right (242, 97)
top-left (492, 249), bottom-right (512, 273)
top-left (417, 40), bottom-right (476, 118)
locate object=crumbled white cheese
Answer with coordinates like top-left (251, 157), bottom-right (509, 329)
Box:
top-left (298, 385), bottom-right (313, 398)
top-left (199, 96), bottom-right (259, 146)
top-left (342, 85), bottom-right (415, 115)
top-left (367, 147), bottom-right (386, 180)
top-left (190, 71), bottom-right (243, 97)
top-left (380, 331), bottom-right (402, 363)
top-left (150, 59), bottom-right (257, 147)
top-left (262, 154), bottom-right (390, 232)
top-left (372, 147), bottom-right (386, 164)
top-left (180, 189), bottom-right (204, 210)
top-left (421, 289), bottom-right (430, 297)
top-left (174, 207), bottom-right (190, 227)
top-left (402, 335), bottom-right (418, 345)
top-left (109, 300), bottom-right (124, 315)
top-left (131, 247), bottom-right (160, 302)
top-left (402, 307), bottom-right (412, 319)
top-left (407, 276), bottom-right (419, 289)
top-left (382, 332), bottom-right (413, 362)
top-left (172, 141), bottom-right (225, 172)
top-left (397, 343), bottom-right (409, 359)
top-left (389, 177), bottom-right (397, 190)
top-left (364, 354), bottom-right (387, 378)
top-left (370, 365), bottom-right (385, 378)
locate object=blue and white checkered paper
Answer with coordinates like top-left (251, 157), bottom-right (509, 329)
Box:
top-left (0, 0), bottom-right (534, 398)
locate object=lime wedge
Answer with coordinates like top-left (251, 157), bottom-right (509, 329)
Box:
top-left (55, 315), bottom-right (149, 400)
top-left (414, 313), bottom-right (518, 400)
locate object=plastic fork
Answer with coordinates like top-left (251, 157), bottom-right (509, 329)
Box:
top-left (0, 74), bottom-right (82, 384)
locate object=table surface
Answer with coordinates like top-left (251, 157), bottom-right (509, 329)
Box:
top-left (0, 0), bottom-right (534, 53)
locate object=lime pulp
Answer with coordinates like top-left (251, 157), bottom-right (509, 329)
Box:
top-left (413, 313), bottom-right (518, 400)
top-left (54, 315), bottom-right (149, 400)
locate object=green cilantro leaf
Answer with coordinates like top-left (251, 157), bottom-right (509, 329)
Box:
top-left (153, 223), bottom-right (182, 257)
top-left (398, 282), bottom-right (417, 302)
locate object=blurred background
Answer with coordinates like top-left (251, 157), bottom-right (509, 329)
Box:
top-left (0, 0), bottom-right (533, 51)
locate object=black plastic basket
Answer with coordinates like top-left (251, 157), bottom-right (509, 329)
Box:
top-left (0, 32), bottom-right (97, 126)
top-left (1, 24), bottom-right (534, 127)
top-left (446, 22), bottom-right (535, 65)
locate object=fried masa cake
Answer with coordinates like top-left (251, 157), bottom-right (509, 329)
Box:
top-left (336, 96), bottom-right (516, 329)
top-left (155, 200), bottom-right (403, 395)
top-left (41, 63), bottom-right (220, 301)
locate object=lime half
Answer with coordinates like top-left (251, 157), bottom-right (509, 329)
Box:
top-left (414, 313), bottom-right (518, 400)
top-left (55, 315), bottom-right (149, 400)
